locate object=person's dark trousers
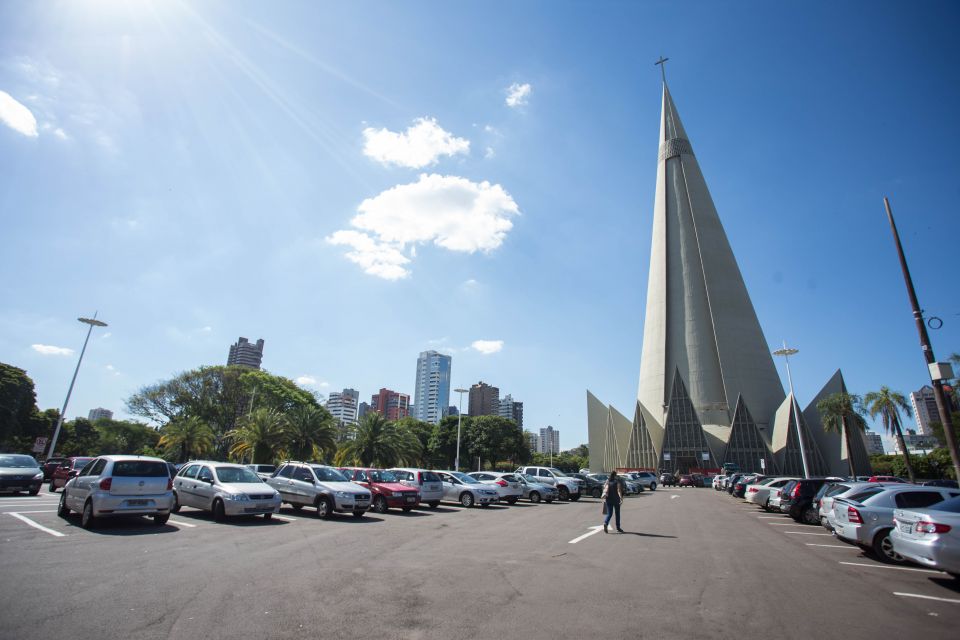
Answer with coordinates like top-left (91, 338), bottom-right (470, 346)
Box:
top-left (603, 500), bottom-right (621, 529)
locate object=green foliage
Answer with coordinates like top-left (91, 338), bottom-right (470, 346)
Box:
top-left (285, 405), bottom-right (337, 463)
top-left (530, 450), bottom-right (587, 473)
top-left (869, 450), bottom-right (956, 480)
top-left (56, 417), bottom-right (100, 457)
top-left (335, 412), bottom-right (421, 468)
top-left (394, 417), bottom-right (434, 467)
top-left (227, 407), bottom-right (287, 464)
top-left (0, 363), bottom-right (57, 452)
top-left (158, 416), bottom-right (216, 463)
top-left (429, 416), bottom-right (462, 468)
top-left (864, 386), bottom-right (915, 483)
top-left (92, 419), bottom-right (161, 455)
top-left (817, 391), bottom-right (867, 476)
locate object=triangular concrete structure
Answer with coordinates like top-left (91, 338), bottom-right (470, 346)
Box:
top-left (659, 369), bottom-right (718, 472)
top-left (586, 390), bottom-right (609, 472)
top-left (772, 393), bottom-right (828, 476)
top-left (803, 370), bottom-right (872, 477)
top-left (723, 395), bottom-right (774, 474)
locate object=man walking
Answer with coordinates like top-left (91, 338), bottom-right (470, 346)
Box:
top-left (602, 470), bottom-right (624, 533)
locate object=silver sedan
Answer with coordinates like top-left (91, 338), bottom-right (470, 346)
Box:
top-left (891, 495), bottom-right (960, 577)
top-left (516, 474), bottom-right (558, 503)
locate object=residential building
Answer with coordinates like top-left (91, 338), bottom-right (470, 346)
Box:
top-left (371, 388), bottom-right (410, 421)
top-left (910, 385), bottom-right (941, 436)
top-left (539, 426), bottom-right (560, 455)
top-left (528, 432), bottom-right (539, 453)
top-left (88, 408), bottom-right (113, 422)
top-left (413, 351), bottom-right (452, 425)
top-left (227, 337), bottom-right (265, 369)
top-left (498, 394), bottom-right (524, 428)
top-left (468, 381), bottom-right (499, 417)
top-left (326, 389), bottom-right (360, 426)
top-left (447, 405), bottom-right (459, 417)
top-left (357, 402), bottom-right (371, 420)
top-left (893, 432), bottom-right (942, 454)
top-left (864, 431), bottom-right (885, 456)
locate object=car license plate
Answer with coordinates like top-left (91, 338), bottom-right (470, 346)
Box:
top-left (899, 522), bottom-right (912, 534)
top-left (405, 496), bottom-right (416, 503)
top-left (258, 503), bottom-right (272, 510)
top-left (127, 499), bottom-right (148, 506)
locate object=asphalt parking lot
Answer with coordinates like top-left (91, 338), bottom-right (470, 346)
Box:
top-left (1, 487), bottom-right (957, 640)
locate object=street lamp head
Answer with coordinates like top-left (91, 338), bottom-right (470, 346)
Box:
top-left (454, 388), bottom-right (468, 394)
top-left (78, 317), bottom-right (108, 328)
top-left (773, 347), bottom-right (798, 357)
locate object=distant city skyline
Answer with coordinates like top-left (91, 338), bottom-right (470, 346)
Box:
top-left (227, 337), bottom-right (264, 369)
top-left (413, 350), bottom-right (451, 425)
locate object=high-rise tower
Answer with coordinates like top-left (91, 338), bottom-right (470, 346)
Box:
top-left (413, 351), bottom-right (452, 425)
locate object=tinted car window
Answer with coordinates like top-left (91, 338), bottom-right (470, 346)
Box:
top-left (421, 471), bottom-right (440, 482)
top-left (197, 467), bottom-right (214, 482)
top-left (79, 459), bottom-right (96, 475)
top-left (294, 468), bottom-right (314, 482)
top-left (312, 467), bottom-right (347, 482)
top-left (538, 469), bottom-right (550, 477)
top-left (112, 461), bottom-right (168, 477)
top-left (277, 465), bottom-right (295, 479)
top-left (0, 454), bottom-right (40, 467)
top-left (826, 484), bottom-right (851, 497)
top-left (848, 488), bottom-right (884, 503)
top-left (87, 459), bottom-right (107, 476)
top-left (216, 467), bottom-right (261, 484)
top-left (181, 464), bottom-right (200, 479)
top-left (930, 496), bottom-right (960, 513)
top-left (894, 491), bottom-right (946, 509)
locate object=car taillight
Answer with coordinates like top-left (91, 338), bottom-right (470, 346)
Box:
top-left (417, 472), bottom-right (423, 485)
top-left (847, 506), bottom-right (862, 524)
top-left (167, 477), bottom-right (173, 491)
top-left (792, 484), bottom-right (801, 498)
top-left (747, 487), bottom-right (758, 493)
top-left (495, 479), bottom-right (508, 487)
top-left (915, 520), bottom-right (951, 534)
top-left (99, 477), bottom-right (112, 491)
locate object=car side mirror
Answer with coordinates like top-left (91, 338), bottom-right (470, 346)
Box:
top-left (68, 470), bottom-right (80, 478)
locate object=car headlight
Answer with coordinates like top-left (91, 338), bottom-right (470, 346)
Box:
top-left (33, 472), bottom-right (43, 480)
top-left (335, 491), bottom-right (352, 499)
top-left (225, 493), bottom-right (249, 501)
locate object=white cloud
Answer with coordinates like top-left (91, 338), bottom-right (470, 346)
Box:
top-left (471, 339), bottom-right (504, 355)
top-left (296, 376), bottom-right (330, 389)
top-left (505, 83), bottom-right (531, 108)
top-left (328, 174), bottom-right (520, 279)
top-left (362, 117), bottom-right (470, 168)
top-left (105, 364), bottom-right (120, 377)
top-left (484, 146), bottom-right (496, 159)
top-left (31, 344), bottom-right (74, 356)
top-left (199, 326), bottom-right (213, 333)
top-left (0, 90), bottom-right (39, 137)
top-left (101, 332), bottom-right (112, 339)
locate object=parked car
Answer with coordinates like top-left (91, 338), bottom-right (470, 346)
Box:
top-left (732, 474), bottom-right (765, 498)
top-left (173, 461), bottom-right (280, 521)
top-left (712, 475), bottom-right (725, 490)
top-left (922, 479), bottom-right (960, 488)
top-left (569, 472), bottom-right (605, 498)
top-left (388, 468), bottom-right (444, 508)
top-left (779, 478), bottom-right (843, 524)
top-left (867, 475), bottom-right (907, 483)
top-left (0, 454), bottom-right (44, 495)
top-left (58, 455), bottom-right (174, 528)
top-left (467, 471), bottom-right (523, 504)
top-left (661, 472), bottom-right (678, 488)
top-left (339, 467), bottom-right (420, 513)
top-left (436, 471), bottom-right (500, 507)
top-left (516, 474), bottom-right (557, 503)
top-left (628, 471), bottom-right (658, 491)
top-left (679, 474), bottom-right (696, 488)
top-left (41, 457), bottom-right (67, 481)
top-left (48, 456), bottom-right (95, 492)
top-left (589, 473), bottom-right (638, 495)
top-left (831, 485), bottom-right (960, 563)
top-left (891, 495), bottom-right (960, 577)
top-left (816, 482), bottom-right (900, 530)
top-left (514, 466), bottom-right (582, 501)
top-left (246, 464), bottom-right (277, 481)
top-left (725, 474), bottom-right (746, 494)
top-left (745, 477), bottom-right (796, 509)
top-left (268, 462), bottom-right (371, 518)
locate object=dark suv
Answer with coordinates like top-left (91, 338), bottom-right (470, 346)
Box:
top-left (569, 473), bottom-right (604, 498)
top-left (779, 478), bottom-right (837, 524)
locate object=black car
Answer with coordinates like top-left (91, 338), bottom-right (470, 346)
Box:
top-left (569, 473), bottom-right (604, 498)
top-left (726, 473), bottom-right (745, 495)
top-left (779, 478), bottom-right (835, 524)
top-left (732, 474), bottom-right (763, 498)
top-left (922, 479), bottom-right (959, 488)
top-left (659, 472), bottom-right (677, 487)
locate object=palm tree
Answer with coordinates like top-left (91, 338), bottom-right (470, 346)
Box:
top-left (285, 406), bottom-right (337, 462)
top-left (334, 413), bottom-right (422, 468)
top-left (864, 386), bottom-right (915, 483)
top-left (226, 407), bottom-right (286, 464)
top-left (158, 416), bottom-right (215, 463)
top-left (817, 392), bottom-right (868, 478)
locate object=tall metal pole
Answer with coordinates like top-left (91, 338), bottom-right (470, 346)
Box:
top-left (885, 197), bottom-right (960, 481)
top-left (774, 344), bottom-right (810, 478)
top-left (47, 314), bottom-right (109, 458)
top-left (454, 388), bottom-right (468, 471)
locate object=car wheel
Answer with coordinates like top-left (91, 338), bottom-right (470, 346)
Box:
top-left (802, 506), bottom-right (819, 526)
top-left (872, 528), bottom-right (905, 564)
top-left (650, 483), bottom-right (657, 491)
top-left (545, 498), bottom-right (554, 503)
top-left (428, 501), bottom-right (440, 509)
top-left (569, 494), bottom-right (580, 502)
top-left (263, 513), bottom-right (272, 520)
top-left (352, 511), bottom-right (364, 518)
top-left (48, 481), bottom-right (57, 493)
top-left (291, 503), bottom-right (303, 511)
top-left (506, 497), bottom-right (518, 505)
top-left (57, 491), bottom-right (70, 518)
top-left (591, 487), bottom-right (601, 499)
top-left (213, 499), bottom-right (226, 522)
top-left (373, 495), bottom-right (388, 514)
top-left (81, 501), bottom-right (96, 529)
top-left (153, 513), bottom-right (169, 526)
top-left (459, 492), bottom-right (475, 508)
top-left (402, 506), bottom-right (413, 513)
top-left (558, 486), bottom-right (569, 500)
top-left (29, 486), bottom-right (40, 496)
top-left (789, 506), bottom-right (802, 522)
top-left (529, 491), bottom-right (541, 503)
top-left (316, 496), bottom-right (333, 519)
top-left (171, 492), bottom-right (181, 513)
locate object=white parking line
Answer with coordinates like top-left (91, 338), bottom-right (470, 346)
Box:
top-left (757, 515), bottom-right (787, 519)
top-left (767, 523), bottom-right (798, 526)
top-left (784, 531), bottom-right (832, 536)
top-left (271, 514), bottom-right (297, 522)
top-left (0, 497), bottom-right (42, 501)
top-left (893, 592), bottom-right (960, 604)
top-left (0, 503), bottom-right (59, 509)
top-left (840, 562), bottom-right (945, 575)
top-left (569, 525), bottom-right (604, 544)
top-left (9, 510), bottom-right (57, 514)
top-left (806, 544), bottom-right (856, 549)
top-left (7, 512), bottom-right (66, 537)
top-left (670, 495), bottom-right (679, 500)
top-left (167, 518), bottom-right (198, 528)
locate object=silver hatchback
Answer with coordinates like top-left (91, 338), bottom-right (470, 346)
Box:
top-left (59, 455), bottom-right (174, 529)
top-left (467, 472), bottom-right (523, 504)
top-left (174, 461), bottom-right (280, 521)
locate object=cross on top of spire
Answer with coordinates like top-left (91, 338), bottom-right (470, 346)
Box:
top-left (655, 56), bottom-right (669, 84)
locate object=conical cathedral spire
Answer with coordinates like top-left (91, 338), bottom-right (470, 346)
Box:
top-left (637, 80), bottom-right (785, 444)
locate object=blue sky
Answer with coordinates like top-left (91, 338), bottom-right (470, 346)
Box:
top-left (1, 1), bottom-right (958, 454)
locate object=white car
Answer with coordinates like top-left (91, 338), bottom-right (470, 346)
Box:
top-left (388, 468), bottom-right (444, 508)
top-left (467, 472), bottom-right (523, 504)
top-left (436, 471), bottom-right (499, 507)
top-left (175, 461), bottom-right (280, 520)
top-left (745, 477), bottom-right (797, 508)
top-left (515, 466), bottom-right (582, 501)
top-left (59, 455), bottom-right (174, 528)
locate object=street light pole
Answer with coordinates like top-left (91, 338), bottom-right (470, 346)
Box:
top-left (773, 342), bottom-right (810, 479)
top-left (47, 314), bottom-right (109, 458)
top-left (454, 387), bottom-right (468, 471)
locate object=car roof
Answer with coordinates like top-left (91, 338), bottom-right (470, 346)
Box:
top-left (99, 454), bottom-right (166, 462)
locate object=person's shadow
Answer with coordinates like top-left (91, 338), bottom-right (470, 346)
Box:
top-left (614, 531), bottom-right (676, 538)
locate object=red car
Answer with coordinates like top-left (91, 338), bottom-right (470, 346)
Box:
top-left (339, 467), bottom-right (420, 514)
top-left (867, 475), bottom-right (907, 483)
top-left (678, 474), bottom-right (696, 487)
top-left (48, 457), bottom-right (95, 492)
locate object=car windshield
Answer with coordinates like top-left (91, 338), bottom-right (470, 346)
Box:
top-left (312, 467), bottom-right (348, 482)
top-left (216, 467), bottom-right (262, 484)
top-left (519, 474), bottom-right (537, 483)
top-left (0, 455), bottom-right (40, 468)
top-left (255, 465), bottom-right (276, 473)
top-left (72, 458), bottom-right (94, 468)
top-left (591, 474), bottom-right (609, 482)
top-left (451, 472), bottom-right (479, 484)
top-left (112, 461), bottom-right (168, 477)
top-left (548, 468), bottom-right (567, 477)
top-left (370, 470), bottom-right (398, 483)
top-left (930, 496), bottom-right (960, 513)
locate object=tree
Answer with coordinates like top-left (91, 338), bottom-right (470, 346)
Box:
top-left (464, 416), bottom-right (530, 470)
top-left (394, 417), bottom-right (434, 467)
top-left (334, 413), bottom-right (421, 468)
top-left (227, 407), bottom-right (287, 464)
top-left (285, 406), bottom-right (337, 463)
top-left (158, 417), bottom-right (216, 463)
top-left (94, 419), bottom-right (161, 455)
top-left (0, 363), bottom-right (56, 453)
top-left (429, 416), bottom-right (463, 468)
top-left (864, 386), bottom-right (916, 483)
top-left (57, 416), bottom-right (100, 457)
top-left (817, 392), bottom-right (868, 478)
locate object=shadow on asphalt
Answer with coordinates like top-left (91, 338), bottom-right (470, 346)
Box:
top-left (62, 515), bottom-right (180, 535)
top-left (928, 577), bottom-right (960, 593)
top-left (615, 531), bottom-right (677, 539)
top-left (172, 510), bottom-right (288, 526)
